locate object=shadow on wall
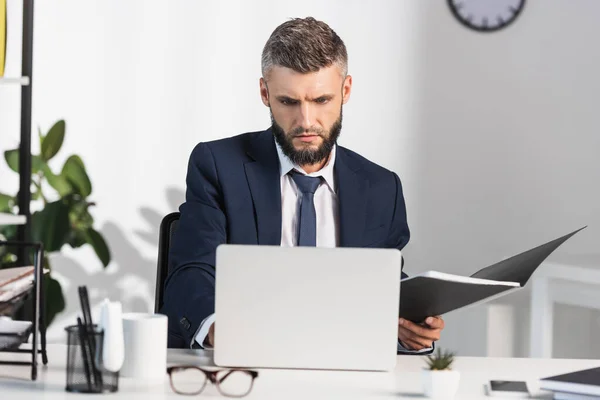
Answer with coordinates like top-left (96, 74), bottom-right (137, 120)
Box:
top-left (47, 187), bottom-right (185, 342)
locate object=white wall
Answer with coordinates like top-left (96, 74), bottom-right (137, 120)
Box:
top-left (1, 0), bottom-right (599, 355)
top-left (0, 0), bottom-right (420, 341)
top-left (406, 0), bottom-right (600, 358)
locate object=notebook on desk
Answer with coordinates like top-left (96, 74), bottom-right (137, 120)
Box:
top-left (0, 266), bottom-right (35, 303)
top-left (540, 366), bottom-right (600, 397)
top-left (0, 317), bottom-right (32, 350)
top-left (0, 266), bottom-right (34, 287)
top-left (0, 266), bottom-right (51, 304)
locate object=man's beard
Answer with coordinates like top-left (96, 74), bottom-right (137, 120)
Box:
top-left (271, 109), bottom-right (342, 166)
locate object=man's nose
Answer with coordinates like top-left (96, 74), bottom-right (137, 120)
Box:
top-left (298, 103), bottom-right (313, 131)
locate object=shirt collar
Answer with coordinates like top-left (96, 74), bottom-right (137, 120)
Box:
top-left (274, 138), bottom-right (337, 193)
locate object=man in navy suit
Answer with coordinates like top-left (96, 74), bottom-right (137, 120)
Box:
top-left (161, 17), bottom-right (445, 353)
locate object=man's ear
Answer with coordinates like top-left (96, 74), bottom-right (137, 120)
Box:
top-left (259, 77), bottom-right (270, 107)
top-left (342, 74), bottom-right (352, 105)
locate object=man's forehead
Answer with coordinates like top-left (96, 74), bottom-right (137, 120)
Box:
top-left (265, 65), bottom-right (344, 94)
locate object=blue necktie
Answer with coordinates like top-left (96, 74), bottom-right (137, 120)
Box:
top-left (290, 172), bottom-right (322, 246)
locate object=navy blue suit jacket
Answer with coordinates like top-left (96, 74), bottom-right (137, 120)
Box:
top-left (161, 129), bottom-right (410, 349)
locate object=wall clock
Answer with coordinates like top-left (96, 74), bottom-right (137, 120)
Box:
top-left (447, 0), bottom-right (526, 33)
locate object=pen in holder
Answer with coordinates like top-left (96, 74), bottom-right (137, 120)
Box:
top-left (65, 323), bottom-right (119, 393)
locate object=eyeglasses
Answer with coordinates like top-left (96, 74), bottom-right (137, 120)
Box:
top-left (167, 365), bottom-right (259, 397)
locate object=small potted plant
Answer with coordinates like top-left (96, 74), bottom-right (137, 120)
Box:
top-left (422, 348), bottom-right (460, 399)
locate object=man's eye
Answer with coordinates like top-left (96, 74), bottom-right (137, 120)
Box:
top-left (281, 99), bottom-right (297, 106)
top-left (315, 98), bottom-right (329, 104)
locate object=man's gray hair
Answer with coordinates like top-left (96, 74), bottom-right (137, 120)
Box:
top-left (261, 17), bottom-right (348, 79)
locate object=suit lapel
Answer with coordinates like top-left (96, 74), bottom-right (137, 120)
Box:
top-left (244, 129), bottom-right (282, 245)
top-left (335, 148), bottom-right (368, 247)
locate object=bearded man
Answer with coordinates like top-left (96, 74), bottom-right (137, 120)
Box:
top-left (161, 17), bottom-right (444, 354)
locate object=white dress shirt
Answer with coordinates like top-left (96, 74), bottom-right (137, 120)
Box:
top-left (278, 142), bottom-right (339, 248)
top-left (194, 139), bottom-right (429, 353)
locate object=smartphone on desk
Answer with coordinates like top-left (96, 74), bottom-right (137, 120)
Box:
top-left (486, 380), bottom-right (531, 398)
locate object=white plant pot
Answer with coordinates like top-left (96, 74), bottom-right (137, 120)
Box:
top-left (422, 369), bottom-right (461, 399)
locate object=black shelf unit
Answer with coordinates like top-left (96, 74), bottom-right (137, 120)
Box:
top-left (0, 241), bottom-right (47, 380)
top-left (0, 0), bottom-right (48, 381)
top-left (17, 0), bottom-right (34, 258)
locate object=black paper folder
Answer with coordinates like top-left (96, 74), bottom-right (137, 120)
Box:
top-left (399, 226), bottom-right (586, 322)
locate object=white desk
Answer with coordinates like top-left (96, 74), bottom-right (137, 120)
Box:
top-left (1, 345), bottom-right (599, 399)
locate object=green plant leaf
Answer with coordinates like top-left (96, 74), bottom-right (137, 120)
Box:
top-left (0, 224), bottom-right (16, 242)
top-left (0, 245), bottom-right (17, 263)
top-left (41, 120), bottom-right (66, 162)
top-left (425, 348), bottom-right (455, 370)
top-left (62, 155), bottom-right (92, 197)
top-left (44, 274), bottom-right (66, 326)
top-left (0, 225), bottom-right (18, 265)
top-left (68, 200), bottom-right (94, 232)
top-left (85, 228), bottom-right (111, 267)
top-left (66, 228), bottom-right (88, 248)
top-left (42, 164), bottom-right (72, 197)
top-left (0, 232), bottom-right (7, 259)
top-left (31, 200), bottom-right (71, 252)
top-left (34, 156), bottom-right (44, 173)
top-left (0, 193), bottom-right (14, 212)
top-left (4, 149), bottom-right (19, 172)
top-left (4, 149), bottom-right (44, 173)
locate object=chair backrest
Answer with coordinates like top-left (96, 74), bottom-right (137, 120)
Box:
top-left (155, 212), bottom-right (180, 313)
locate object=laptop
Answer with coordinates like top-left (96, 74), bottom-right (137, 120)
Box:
top-left (213, 245), bottom-right (402, 371)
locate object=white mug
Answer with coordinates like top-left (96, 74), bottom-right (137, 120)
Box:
top-left (120, 313), bottom-right (168, 380)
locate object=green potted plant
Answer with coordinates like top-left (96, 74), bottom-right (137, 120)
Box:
top-left (422, 348), bottom-right (460, 399)
top-left (0, 119), bottom-right (110, 327)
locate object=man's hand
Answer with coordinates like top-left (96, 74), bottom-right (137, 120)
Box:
top-left (398, 316), bottom-right (444, 351)
top-left (203, 323), bottom-right (215, 348)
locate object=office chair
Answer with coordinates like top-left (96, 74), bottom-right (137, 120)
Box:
top-left (154, 212), bottom-right (180, 313)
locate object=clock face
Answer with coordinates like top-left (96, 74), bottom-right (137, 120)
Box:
top-left (448, 0), bottom-right (526, 32)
